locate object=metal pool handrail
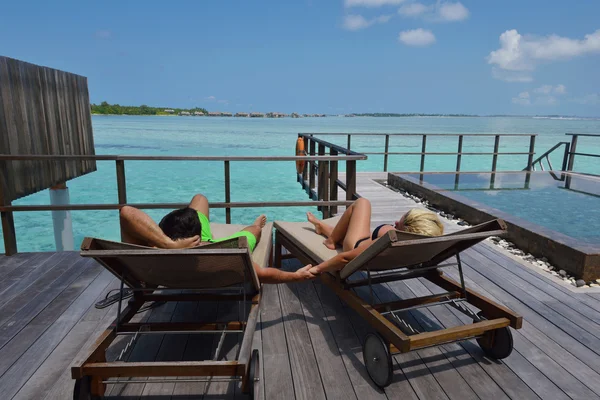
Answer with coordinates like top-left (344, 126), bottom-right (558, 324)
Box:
top-left (0, 153), bottom-right (367, 255)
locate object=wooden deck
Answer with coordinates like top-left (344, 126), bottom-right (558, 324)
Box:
top-left (2, 172), bottom-right (600, 399)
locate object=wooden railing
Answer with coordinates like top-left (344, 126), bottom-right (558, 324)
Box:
top-left (0, 153), bottom-right (366, 255)
top-left (296, 134), bottom-right (366, 219)
top-left (300, 132), bottom-right (537, 174)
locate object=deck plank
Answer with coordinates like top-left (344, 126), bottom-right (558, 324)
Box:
top-left (278, 279), bottom-right (327, 400)
top-left (0, 267), bottom-right (113, 399)
top-left (15, 278), bottom-right (120, 400)
top-left (169, 300), bottom-right (218, 398)
top-left (259, 283), bottom-right (295, 400)
top-left (0, 259), bottom-right (100, 378)
top-left (286, 261), bottom-right (359, 400)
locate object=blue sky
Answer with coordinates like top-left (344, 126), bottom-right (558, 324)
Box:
top-left (1, 0), bottom-right (599, 115)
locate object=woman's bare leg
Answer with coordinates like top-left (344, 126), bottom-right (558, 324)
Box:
top-left (307, 198), bottom-right (371, 251)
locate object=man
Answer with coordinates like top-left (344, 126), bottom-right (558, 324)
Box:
top-left (119, 193), bottom-right (316, 283)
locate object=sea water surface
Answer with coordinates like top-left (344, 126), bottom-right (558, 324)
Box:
top-left (3, 116), bottom-right (600, 252)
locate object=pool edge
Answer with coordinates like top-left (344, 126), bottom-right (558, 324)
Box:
top-left (387, 172), bottom-right (600, 282)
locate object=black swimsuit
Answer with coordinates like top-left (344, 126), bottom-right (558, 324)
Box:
top-left (353, 224), bottom-right (393, 249)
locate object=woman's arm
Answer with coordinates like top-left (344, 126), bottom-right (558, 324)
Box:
top-left (308, 246), bottom-right (364, 275)
top-left (255, 263), bottom-right (317, 284)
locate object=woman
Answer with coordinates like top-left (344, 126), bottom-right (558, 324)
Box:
top-left (305, 198), bottom-right (444, 275)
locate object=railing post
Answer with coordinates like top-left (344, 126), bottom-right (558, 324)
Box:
top-left (224, 161), bottom-right (231, 224)
top-left (565, 134), bottom-right (578, 189)
top-left (317, 144), bottom-right (325, 212)
top-left (347, 135), bottom-right (351, 151)
top-left (526, 135), bottom-right (536, 171)
top-left (454, 135), bottom-right (463, 189)
top-left (116, 160), bottom-right (127, 204)
top-left (525, 134), bottom-right (536, 189)
top-left (329, 149), bottom-right (339, 216)
top-left (561, 142), bottom-right (570, 172)
top-left (322, 155), bottom-right (330, 219)
top-left (302, 135), bottom-right (309, 187)
top-left (346, 160), bottom-right (356, 201)
top-left (383, 134), bottom-right (390, 172)
top-left (309, 139), bottom-right (316, 199)
top-left (490, 135), bottom-right (500, 188)
top-left (420, 135), bottom-right (427, 181)
top-left (1, 207), bottom-right (17, 255)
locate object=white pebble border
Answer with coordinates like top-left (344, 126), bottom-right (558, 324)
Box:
top-left (382, 181), bottom-right (600, 289)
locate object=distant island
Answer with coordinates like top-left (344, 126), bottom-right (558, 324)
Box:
top-left (91, 102), bottom-right (208, 116)
top-left (349, 113), bottom-right (478, 117)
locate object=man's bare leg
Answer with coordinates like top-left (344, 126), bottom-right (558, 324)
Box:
top-left (242, 214), bottom-right (267, 244)
top-left (188, 193), bottom-right (210, 217)
top-left (119, 206), bottom-right (200, 248)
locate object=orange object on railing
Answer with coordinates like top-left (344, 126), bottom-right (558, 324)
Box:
top-left (295, 137), bottom-right (306, 174)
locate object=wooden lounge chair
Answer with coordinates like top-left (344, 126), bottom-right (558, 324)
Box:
top-left (71, 222), bottom-right (272, 400)
top-left (273, 217), bottom-right (522, 389)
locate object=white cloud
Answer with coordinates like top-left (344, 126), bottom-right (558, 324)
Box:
top-left (534, 85), bottom-right (553, 94)
top-left (397, 1), bottom-right (468, 22)
top-left (535, 96), bottom-right (558, 106)
top-left (534, 84), bottom-right (566, 95)
top-left (205, 96), bottom-right (216, 101)
top-left (569, 94), bottom-right (599, 105)
top-left (398, 28), bottom-right (436, 46)
top-left (437, 2), bottom-right (469, 21)
top-left (398, 3), bottom-right (429, 17)
top-left (512, 91), bottom-right (531, 106)
top-left (512, 86), bottom-right (567, 106)
top-left (343, 14), bottom-right (391, 30)
top-left (94, 30), bottom-right (112, 39)
top-left (554, 84), bottom-right (566, 94)
top-left (488, 29), bottom-right (600, 80)
top-left (345, 0), bottom-right (405, 7)
top-left (491, 67), bottom-right (533, 82)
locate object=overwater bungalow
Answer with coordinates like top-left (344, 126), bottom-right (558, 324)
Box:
top-left (193, 111), bottom-right (205, 116)
top-left (207, 111), bottom-right (222, 116)
top-left (250, 112), bottom-right (265, 117)
top-left (164, 109), bottom-right (175, 114)
top-left (2, 56), bottom-right (600, 400)
top-left (222, 112), bottom-right (233, 117)
top-left (291, 112), bottom-right (301, 118)
top-left (178, 111), bottom-right (191, 116)
top-left (235, 112), bottom-right (250, 117)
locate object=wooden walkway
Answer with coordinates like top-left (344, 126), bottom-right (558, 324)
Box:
top-left (2, 172), bottom-right (600, 399)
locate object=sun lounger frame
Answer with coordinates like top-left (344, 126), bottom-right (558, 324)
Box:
top-left (71, 237), bottom-right (263, 399)
top-left (274, 219), bottom-right (522, 386)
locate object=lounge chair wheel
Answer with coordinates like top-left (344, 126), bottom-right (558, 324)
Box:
top-left (363, 332), bottom-right (393, 389)
top-left (73, 376), bottom-right (100, 400)
top-left (474, 312), bottom-right (514, 360)
top-left (247, 349), bottom-right (260, 399)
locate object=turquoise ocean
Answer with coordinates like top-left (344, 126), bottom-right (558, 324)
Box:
top-left (3, 115), bottom-right (600, 252)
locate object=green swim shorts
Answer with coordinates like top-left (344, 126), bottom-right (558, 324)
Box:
top-left (197, 212), bottom-right (257, 252)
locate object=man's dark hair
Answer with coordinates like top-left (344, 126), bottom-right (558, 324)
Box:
top-left (159, 207), bottom-right (201, 240)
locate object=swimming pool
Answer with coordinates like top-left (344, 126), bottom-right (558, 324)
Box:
top-left (395, 171), bottom-right (600, 245)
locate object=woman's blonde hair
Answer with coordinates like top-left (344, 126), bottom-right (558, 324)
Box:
top-left (401, 209), bottom-right (444, 237)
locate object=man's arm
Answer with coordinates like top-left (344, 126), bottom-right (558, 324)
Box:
top-left (120, 206), bottom-right (200, 248)
top-left (254, 263), bottom-right (316, 284)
